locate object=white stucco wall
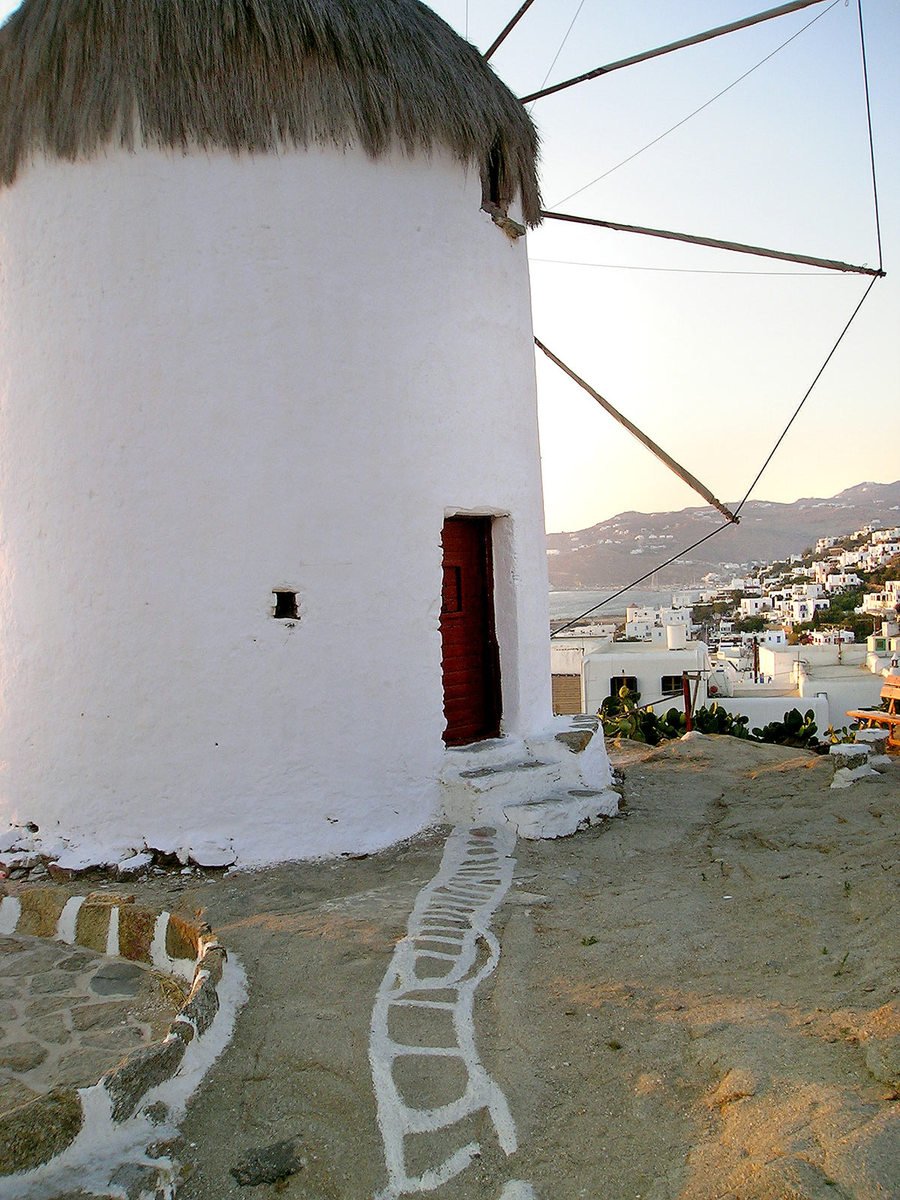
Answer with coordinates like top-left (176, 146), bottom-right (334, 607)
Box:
top-left (0, 145), bottom-right (552, 864)
top-left (715, 695), bottom-right (830, 732)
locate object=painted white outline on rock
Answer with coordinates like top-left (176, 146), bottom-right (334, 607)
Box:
top-left (369, 824), bottom-right (527, 1198)
top-left (0, 956), bottom-right (248, 1199)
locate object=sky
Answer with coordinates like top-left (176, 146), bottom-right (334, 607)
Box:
top-left (1, 0), bottom-right (897, 532)
top-left (428, 0), bottom-right (900, 531)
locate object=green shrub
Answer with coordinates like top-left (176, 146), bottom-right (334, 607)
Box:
top-left (599, 689), bottom-right (752, 745)
top-left (751, 708), bottom-right (818, 747)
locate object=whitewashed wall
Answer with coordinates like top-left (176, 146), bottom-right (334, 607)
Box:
top-left (0, 146), bottom-right (552, 864)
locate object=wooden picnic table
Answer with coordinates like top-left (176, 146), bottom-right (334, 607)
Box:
top-left (847, 674), bottom-right (900, 751)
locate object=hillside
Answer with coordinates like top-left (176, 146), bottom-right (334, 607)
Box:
top-left (546, 481), bottom-right (900, 588)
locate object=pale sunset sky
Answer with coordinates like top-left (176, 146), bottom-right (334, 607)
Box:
top-left (3, 0), bottom-right (897, 532)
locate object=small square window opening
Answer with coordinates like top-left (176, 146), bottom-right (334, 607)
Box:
top-left (609, 676), bottom-right (638, 699)
top-left (273, 590), bottom-right (299, 620)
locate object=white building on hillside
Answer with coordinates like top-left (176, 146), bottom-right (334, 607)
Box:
top-left (860, 582), bottom-right (900, 617)
top-left (811, 629), bottom-right (856, 646)
top-left (740, 596), bottom-right (773, 617)
top-left (625, 606), bottom-right (693, 642)
top-left (790, 598), bottom-right (830, 624)
top-left (824, 572), bottom-right (863, 593)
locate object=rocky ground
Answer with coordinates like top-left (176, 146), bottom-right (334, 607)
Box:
top-left (8, 735), bottom-right (899, 1199)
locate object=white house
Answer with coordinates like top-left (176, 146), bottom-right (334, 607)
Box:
top-left (712, 641), bottom-right (884, 729)
top-left (825, 573), bottom-right (863, 593)
top-left (739, 596), bottom-right (773, 617)
top-left (0, 0), bottom-right (612, 864)
top-left (582, 632), bottom-right (712, 715)
top-left (810, 629), bottom-right (856, 646)
top-left (624, 605), bottom-right (692, 642)
top-left (790, 598), bottom-right (830, 624)
top-left (860, 583), bottom-right (900, 617)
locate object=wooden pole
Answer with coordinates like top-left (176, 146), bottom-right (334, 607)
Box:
top-left (540, 212), bottom-right (885, 278)
top-left (520, 0), bottom-right (831, 103)
top-left (534, 338), bottom-right (740, 524)
top-left (682, 673), bottom-right (694, 732)
top-left (484, 0), bottom-right (538, 61)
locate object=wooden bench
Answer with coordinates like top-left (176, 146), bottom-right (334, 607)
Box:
top-left (847, 674), bottom-right (900, 751)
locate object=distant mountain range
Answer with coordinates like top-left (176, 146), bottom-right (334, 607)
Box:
top-left (546, 481), bottom-right (900, 589)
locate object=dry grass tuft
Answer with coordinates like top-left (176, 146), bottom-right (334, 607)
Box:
top-left (0, 0), bottom-right (541, 222)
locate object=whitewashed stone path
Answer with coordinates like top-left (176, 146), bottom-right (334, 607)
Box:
top-left (369, 825), bottom-right (534, 1199)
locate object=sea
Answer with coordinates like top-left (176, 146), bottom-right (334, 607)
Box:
top-left (549, 587), bottom-right (677, 623)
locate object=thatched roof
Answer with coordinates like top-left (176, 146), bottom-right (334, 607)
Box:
top-left (0, 0), bottom-right (541, 223)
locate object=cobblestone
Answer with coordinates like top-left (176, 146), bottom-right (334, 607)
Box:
top-left (0, 934), bottom-right (187, 1115)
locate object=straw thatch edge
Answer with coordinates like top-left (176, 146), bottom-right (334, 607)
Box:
top-left (0, 0), bottom-right (541, 224)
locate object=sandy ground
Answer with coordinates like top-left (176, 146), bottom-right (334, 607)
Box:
top-left (116, 736), bottom-right (898, 1200)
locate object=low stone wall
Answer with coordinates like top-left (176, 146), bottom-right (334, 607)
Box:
top-left (0, 888), bottom-right (232, 1188)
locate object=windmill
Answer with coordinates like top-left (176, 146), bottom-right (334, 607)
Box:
top-left (0, 0), bottom-right (620, 867)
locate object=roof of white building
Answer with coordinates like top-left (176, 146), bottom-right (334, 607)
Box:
top-left (0, 0), bottom-right (541, 222)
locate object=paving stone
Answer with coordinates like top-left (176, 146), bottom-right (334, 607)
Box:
top-left (0, 1041), bottom-right (48, 1071)
top-left (28, 995), bottom-right (74, 1015)
top-left (59, 950), bottom-right (97, 972)
top-left (24, 1009), bottom-right (71, 1044)
top-left (82, 1027), bottom-right (145, 1051)
top-left (0, 1086), bottom-right (83, 1174)
top-left (54, 1048), bottom-right (126, 1089)
top-left (4, 947), bottom-right (61, 976)
top-left (71, 999), bottom-right (130, 1031)
top-left (90, 961), bottom-right (144, 997)
top-left (30, 970), bottom-right (72, 994)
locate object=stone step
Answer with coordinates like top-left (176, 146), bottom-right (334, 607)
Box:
top-left (441, 757), bottom-right (566, 825)
top-left (456, 758), bottom-right (562, 794)
top-left (439, 717), bottom-right (614, 829)
top-left (503, 788), bottom-right (621, 841)
top-left (853, 728), bottom-right (890, 755)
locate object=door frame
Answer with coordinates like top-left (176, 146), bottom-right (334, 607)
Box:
top-left (439, 513), bottom-right (503, 746)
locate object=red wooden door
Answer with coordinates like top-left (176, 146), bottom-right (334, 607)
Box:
top-left (440, 516), bottom-right (502, 746)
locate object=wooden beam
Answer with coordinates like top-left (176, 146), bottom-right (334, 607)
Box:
top-left (534, 338), bottom-right (740, 524)
top-left (520, 0), bottom-right (830, 103)
top-left (541, 211), bottom-right (885, 277)
top-left (484, 0), bottom-right (538, 61)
